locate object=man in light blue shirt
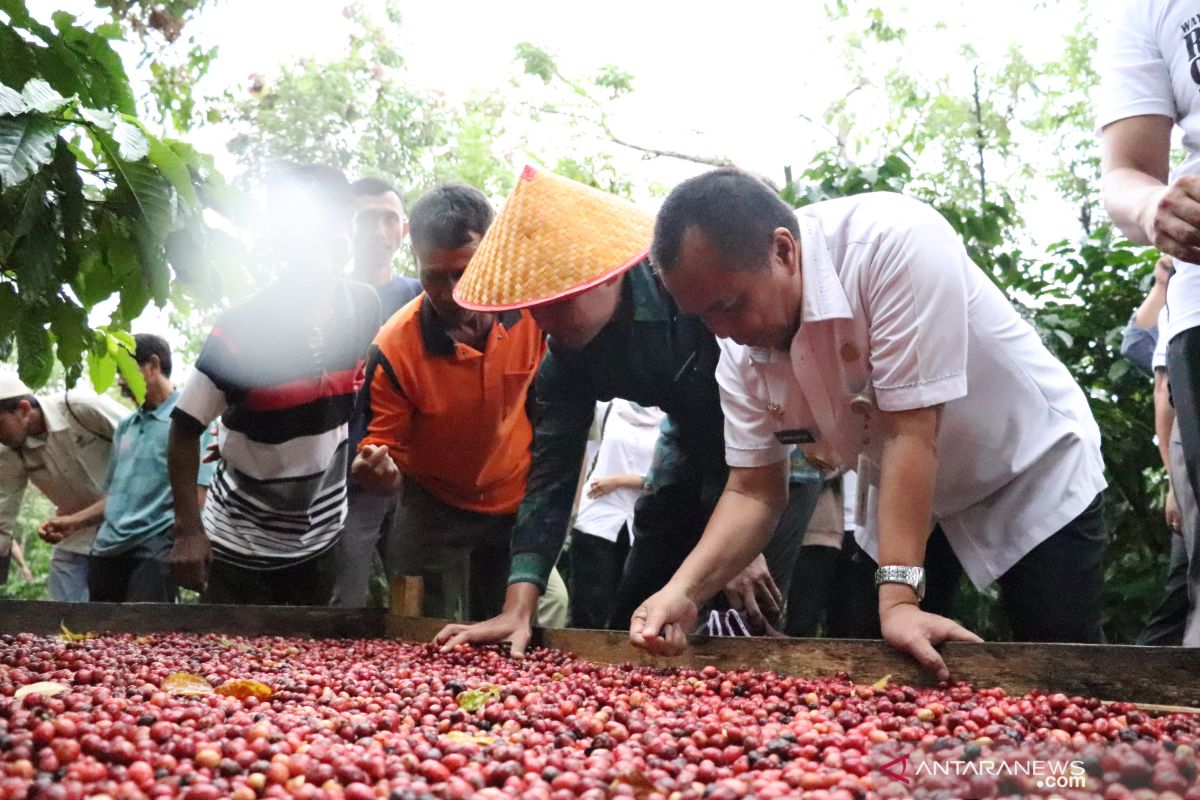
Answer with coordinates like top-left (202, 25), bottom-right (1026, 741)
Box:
top-left (41, 335), bottom-right (215, 602)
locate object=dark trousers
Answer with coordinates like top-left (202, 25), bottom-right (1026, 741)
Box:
top-left (842, 494), bottom-right (1107, 642)
top-left (569, 525), bottom-right (632, 629)
top-left (203, 549), bottom-right (336, 606)
top-left (1137, 534), bottom-right (1190, 646)
top-left (88, 533), bottom-right (177, 603)
top-left (785, 533), bottom-right (858, 638)
top-left (1169, 328), bottom-right (1200, 516)
top-left (609, 475), bottom-right (823, 631)
top-left (387, 479), bottom-right (512, 623)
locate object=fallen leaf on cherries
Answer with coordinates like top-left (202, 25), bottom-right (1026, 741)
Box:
top-left (456, 684), bottom-right (501, 712)
top-left (14, 681), bottom-right (69, 700)
top-left (214, 679), bottom-right (273, 701)
top-left (162, 672), bottom-right (213, 695)
top-left (873, 673), bottom-right (893, 690)
top-left (59, 622), bottom-right (94, 642)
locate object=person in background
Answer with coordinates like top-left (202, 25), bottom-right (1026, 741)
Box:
top-left (0, 537), bottom-right (33, 587)
top-left (39, 335), bottom-right (217, 602)
top-left (329, 177), bottom-right (423, 608)
top-left (0, 372), bottom-right (127, 602)
top-left (1120, 254), bottom-right (1172, 375)
top-left (1099, 0), bottom-right (1200, 626)
top-left (167, 164), bottom-right (381, 605)
top-left (349, 176), bottom-right (422, 319)
top-left (570, 399), bottom-right (663, 629)
top-left (350, 184), bottom-right (555, 622)
top-left (783, 461), bottom-right (849, 637)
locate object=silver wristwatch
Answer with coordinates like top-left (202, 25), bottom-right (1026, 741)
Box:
top-left (875, 565), bottom-right (926, 601)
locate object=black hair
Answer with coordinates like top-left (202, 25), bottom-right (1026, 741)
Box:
top-left (133, 333), bottom-right (173, 378)
top-left (351, 176), bottom-right (405, 210)
top-left (652, 168), bottom-right (799, 273)
top-left (0, 395), bottom-right (36, 413)
top-left (408, 184), bottom-right (494, 252)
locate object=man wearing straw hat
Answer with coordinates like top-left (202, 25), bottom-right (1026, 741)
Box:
top-left (435, 166), bottom-right (822, 655)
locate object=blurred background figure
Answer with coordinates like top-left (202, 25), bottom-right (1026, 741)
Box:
top-left (569, 400), bottom-right (663, 629)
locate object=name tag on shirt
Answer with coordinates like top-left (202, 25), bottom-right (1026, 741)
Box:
top-left (775, 428), bottom-right (817, 445)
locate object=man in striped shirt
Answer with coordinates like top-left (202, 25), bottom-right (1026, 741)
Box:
top-left (167, 164), bottom-right (381, 604)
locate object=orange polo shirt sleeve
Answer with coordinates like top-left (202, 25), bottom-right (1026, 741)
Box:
top-left (360, 295), bottom-right (546, 515)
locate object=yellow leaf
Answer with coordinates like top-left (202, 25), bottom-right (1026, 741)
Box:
top-left (59, 622), bottom-right (94, 642)
top-left (162, 672), bottom-right (213, 696)
top-left (14, 682), bottom-right (70, 700)
top-left (872, 674), bottom-right (893, 690)
top-left (214, 679), bottom-right (273, 701)
top-left (442, 730), bottom-right (496, 745)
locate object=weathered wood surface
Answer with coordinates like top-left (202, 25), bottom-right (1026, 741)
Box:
top-left (1, 602), bottom-right (1196, 708)
top-left (0, 600), bottom-right (385, 640)
top-left (389, 616), bottom-right (1200, 708)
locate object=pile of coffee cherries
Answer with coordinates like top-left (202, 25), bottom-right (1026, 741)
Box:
top-left (0, 631), bottom-right (1197, 799)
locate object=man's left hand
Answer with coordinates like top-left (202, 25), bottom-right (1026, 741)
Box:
top-left (722, 553), bottom-right (782, 630)
top-left (880, 600), bottom-right (983, 682)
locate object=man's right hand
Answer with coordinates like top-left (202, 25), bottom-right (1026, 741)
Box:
top-left (351, 445), bottom-right (401, 493)
top-left (1144, 175), bottom-right (1200, 263)
top-left (434, 582), bottom-right (540, 657)
top-left (168, 522), bottom-right (212, 592)
top-left (1167, 485), bottom-right (1183, 536)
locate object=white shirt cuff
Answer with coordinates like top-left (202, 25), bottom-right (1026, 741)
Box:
top-left (874, 371), bottom-right (968, 412)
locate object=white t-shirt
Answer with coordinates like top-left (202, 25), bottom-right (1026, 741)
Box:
top-left (1097, 0), bottom-right (1200, 340)
top-left (718, 193), bottom-right (1107, 589)
top-left (574, 400), bottom-right (663, 542)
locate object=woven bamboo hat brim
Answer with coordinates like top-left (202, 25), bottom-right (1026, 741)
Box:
top-left (453, 165), bottom-right (653, 311)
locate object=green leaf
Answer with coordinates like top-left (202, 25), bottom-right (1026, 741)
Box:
top-left (0, 84), bottom-right (26, 116)
top-left (148, 137), bottom-right (199, 208)
top-left (113, 117), bottom-right (149, 162)
top-left (87, 347), bottom-right (116, 394)
top-left (0, 283), bottom-right (18, 344)
top-left (20, 79), bottom-right (67, 114)
top-left (0, 114), bottom-right (58, 187)
top-left (455, 684), bottom-right (502, 713)
top-left (16, 317), bottom-right (53, 388)
top-left (79, 106), bottom-right (116, 131)
top-left (113, 342), bottom-right (145, 403)
top-left (93, 127), bottom-right (174, 240)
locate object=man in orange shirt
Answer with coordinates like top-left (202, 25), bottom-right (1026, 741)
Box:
top-left (352, 184), bottom-right (548, 621)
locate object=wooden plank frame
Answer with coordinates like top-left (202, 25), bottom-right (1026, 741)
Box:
top-left (1, 601), bottom-right (1197, 707)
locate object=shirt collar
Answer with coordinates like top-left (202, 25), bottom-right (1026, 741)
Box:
top-left (628, 260), bottom-right (675, 323)
top-left (418, 295), bottom-right (522, 358)
top-left (38, 394), bottom-right (69, 434)
top-left (143, 388), bottom-right (181, 421)
top-left (747, 214), bottom-right (853, 365)
top-left (796, 212), bottom-right (854, 324)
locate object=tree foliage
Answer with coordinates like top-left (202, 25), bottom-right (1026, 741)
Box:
top-left (222, 2), bottom-right (513, 202)
top-left (1, 0), bottom-right (237, 398)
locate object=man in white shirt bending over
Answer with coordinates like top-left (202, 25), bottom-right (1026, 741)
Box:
top-left (632, 169), bottom-right (1107, 680)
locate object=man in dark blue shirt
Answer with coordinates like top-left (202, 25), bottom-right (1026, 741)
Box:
top-left (330, 176), bottom-right (423, 606)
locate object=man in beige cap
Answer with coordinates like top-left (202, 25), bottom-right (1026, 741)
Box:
top-left (435, 166), bottom-right (820, 654)
top-left (0, 372), bottom-right (128, 601)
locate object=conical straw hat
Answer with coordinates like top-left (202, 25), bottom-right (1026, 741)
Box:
top-left (454, 165), bottom-right (653, 311)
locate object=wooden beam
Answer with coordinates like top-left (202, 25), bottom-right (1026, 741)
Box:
top-left (2, 601), bottom-right (1196, 708)
top-left (387, 617), bottom-right (1200, 708)
top-left (0, 600), bottom-right (385, 640)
